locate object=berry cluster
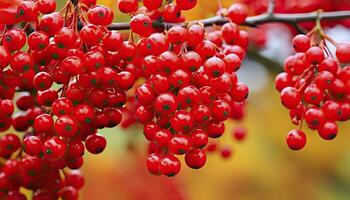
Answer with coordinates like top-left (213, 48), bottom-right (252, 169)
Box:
top-left (132, 9), bottom-right (249, 176)
top-left (276, 29), bottom-right (350, 150)
top-left (0, 0), bottom-right (136, 199)
top-left (0, 0), bottom-right (250, 198)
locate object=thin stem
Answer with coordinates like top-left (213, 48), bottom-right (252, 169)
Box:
top-left (107, 10), bottom-right (350, 30)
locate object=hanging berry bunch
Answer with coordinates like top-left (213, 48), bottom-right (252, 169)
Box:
top-left (0, 0), bottom-right (132, 199)
top-left (130, 9), bottom-right (250, 177)
top-left (276, 22), bottom-right (350, 150)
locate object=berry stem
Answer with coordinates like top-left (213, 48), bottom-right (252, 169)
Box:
top-left (107, 9), bottom-right (350, 30)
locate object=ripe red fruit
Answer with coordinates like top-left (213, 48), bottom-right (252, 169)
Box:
top-left (42, 136), bottom-right (67, 160)
top-left (37, 0), bottom-right (56, 14)
top-left (227, 3), bottom-right (248, 24)
top-left (3, 29), bottom-right (26, 51)
top-left (34, 114), bottom-right (54, 133)
top-left (130, 14), bottom-right (152, 37)
top-left (280, 87), bottom-right (301, 109)
top-left (176, 0), bottom-right (197, 10)
top-left (292, 34), bottom-right (311, 52)
top-left (144, 0), bottom-right (162, 10)
top-left (168, 135), bottom-right (191, 155)
top-left (318, 121), bottom-right (338, 140)
top-left (185, 149), bottom-right (206, 169)
top-left (159, 155), bottom-right (181, 177)
top-left (117, 0), bottom-right (138, 13)
top-left (306, 46), bottom-right (324, 64)
top-left (147, 153), bottom-right (161, 175)
top-left (23, 136), bottom-right (42, 156)
top-left (87, 5), bottom-right (114, 26)
top-left (336, 43), bottom-right (350, 63)
top-left (204, 56), bottom-right (226, 78)
top-left (286, 129), bottom-right (306, 150)
top-left (54, 115), bottom-right (78, 137)
top-left (85, 134), bottom-right (106, 154)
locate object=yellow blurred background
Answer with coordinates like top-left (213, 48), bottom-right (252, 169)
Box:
top-left (64, 0), bottom-right (350, 199)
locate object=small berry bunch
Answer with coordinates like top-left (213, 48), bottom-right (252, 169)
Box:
top-left (133, 7), bottom-right (249, 176)
top-left (276, 27), bottom-right (350, 150)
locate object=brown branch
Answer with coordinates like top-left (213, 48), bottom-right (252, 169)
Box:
top-left (107, 10), bottom-right (350, 30)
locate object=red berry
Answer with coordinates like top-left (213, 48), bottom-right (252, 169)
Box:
top-left (185, 149), bottom-right (206, 169)
top-left (286, 129), bottom-right (306, 150)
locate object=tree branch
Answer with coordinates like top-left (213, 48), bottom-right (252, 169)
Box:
top-left (107, 10), bottom-right (350, 30)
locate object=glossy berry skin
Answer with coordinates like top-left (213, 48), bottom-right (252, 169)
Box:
top-left (38, 12), bottom-right (64, 36)
top-left (155, 93), bottom-right (177, 115)
top-left (87, 5), bottom-right (114, 26)
top-left (37, 0), bottom-right (56, 14)
top-left (306, 46), bottom-right (325, 64)
top-left (117, 0), bottom-right (138, 13)
top-left (227, 3), bottom-right (248, 24)
top-left (189, 129), bottom-right (208, 149)
top-left (159, 155), bottom-right (181, 177)
top-left (176, 0), bottom-right (197, 10)
top-left (185, 149), bottom-right (206, 169)
top-left (280, 87), bottom-right (301, 109)
top-left (42, 136), bottom-right (67, 160)
top-left (171, 110), bottom-right (194, 133)
top-left (318, 121), bottom-right (338, 140)
top-left (168, 135), bottom-right (191, 155)
top-left (3, 29), bottom-right (26, 51)
top-left (286, 129), bottom-right (306, 150)
top-left (204, 57), bottom-right (226, 78)
top-left (336, 43), bottom-right (350, 63)
top-left (33, 72), bottom-right (53, 91)
top-left (146, 153), bottom-right (161, 175)
top-left (143, 0), bottom-right (162, 10)
top-left (34, 114), bottom-right (54, 133)
top-left (54, 115), bottom-right (78, 137)
top-left (153, 129), bottom-right (172, 147)
top-left (231, 82), bottom-right (249, 102)
top-left (23, 136), bottom-right (42, 156)
top-left (130, 14), bottom-right (152, 37)
top-left (85, 134), bottom-right (106, 154)
top-left (292, 34), bottom-right (311, 52)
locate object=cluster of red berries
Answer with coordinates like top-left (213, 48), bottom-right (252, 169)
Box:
top-left (130, 8), bottom-right (249, 176)
top-left (0, 0), bottom-right (138, 198)
top-left (276, 30), bottom-right (350, 150)
top-left (0, 0), bottom-right (250, 198)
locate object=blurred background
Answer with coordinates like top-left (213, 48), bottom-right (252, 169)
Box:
top-left (68, 0), bottom-right (350, 199)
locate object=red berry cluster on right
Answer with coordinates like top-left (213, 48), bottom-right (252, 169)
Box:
top-left (276, 31), bottom-right (350, 150)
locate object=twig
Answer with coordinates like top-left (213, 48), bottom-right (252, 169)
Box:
top-left (107, 9), bottom-right (350, 30)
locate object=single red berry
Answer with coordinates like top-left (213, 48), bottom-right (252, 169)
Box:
top-left (147, 153), bottom-right (162, 175)
top-left (23, 136), bottom-right (42, 156)
top-left (159, 154), bottom-right (181, 177)
top-left (185, 149), bottom-right (206, 169)
top-left (318, 121), bottom-right (338, 140)
top-left (227, 3), bottom-right (248, 24)
top-left (85, 134), bottom-right (106, 154)
top-left (54, 115), bottom-right (78, 137)
top-left (280, 87), bottom-right (301, 109)
top-left (292, 34), bottom-right (311, 52)
top-left (286, 129), bottom-right (306, 150)
top-left (42, 136), bottom-right (67, 160)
